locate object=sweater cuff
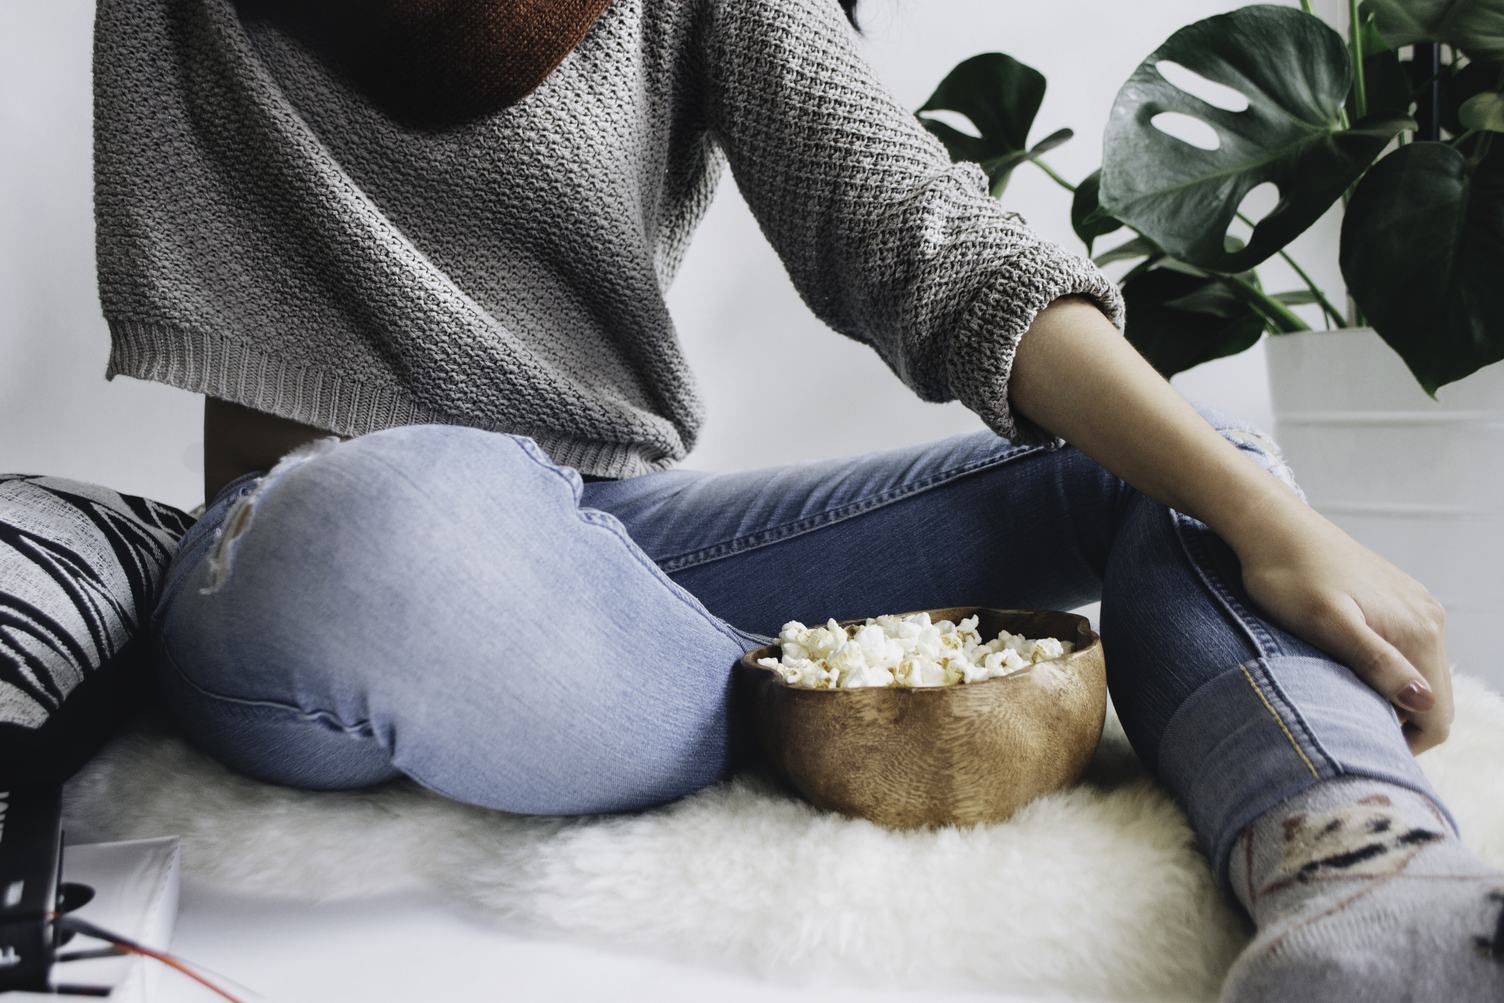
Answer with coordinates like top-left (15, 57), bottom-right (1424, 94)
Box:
top-left (944, 240), bottom-right (1126, 450)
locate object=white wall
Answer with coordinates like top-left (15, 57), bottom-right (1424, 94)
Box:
top-left (0, 0), bottom-right (1349, 513)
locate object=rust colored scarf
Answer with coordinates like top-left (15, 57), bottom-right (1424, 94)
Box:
top-left (237, 0), bottom-right (614, 128)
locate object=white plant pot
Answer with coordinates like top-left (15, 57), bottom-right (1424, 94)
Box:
top-left (1266, 328), bottom-right (1504, 692)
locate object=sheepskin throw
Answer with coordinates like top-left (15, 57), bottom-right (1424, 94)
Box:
top-left (60, 674), bottom-right (1504, 1002)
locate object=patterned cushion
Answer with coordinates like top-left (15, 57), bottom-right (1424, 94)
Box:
top-left (0, 474), bottom-right (195, 785)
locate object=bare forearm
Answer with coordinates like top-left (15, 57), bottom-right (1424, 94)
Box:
top-left (1006, 296), bottom-right (1308, 551)
top-left (1007, 298), bottom-right (1455, 746)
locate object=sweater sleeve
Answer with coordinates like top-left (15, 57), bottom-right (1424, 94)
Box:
top-left (697, 0), bottom-right (1126, 449)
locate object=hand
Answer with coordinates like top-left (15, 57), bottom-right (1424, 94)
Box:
top-left (1229, 499), bottom-right (1454, 755)
top-left (1002, 300), bottom-right (1453, 754)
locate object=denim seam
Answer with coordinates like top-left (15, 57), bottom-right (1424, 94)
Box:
top-left (1164, 417), bottom-right (1318, 660)
top-left (158, 629), bottom-right (492, 805)
top-left (1170, 507), bottom-right (1281, 657)
top-left (1246, 656), bottom-right (1344, 777)
top-left (725, 624), bottom-right (776, 647)
top-left (1235, 663), bottom-right (1321, 781)
top-left (654, 440), bottom-right (1045, 574)
top-left (1163, 495), bottom-right (1343, 779)
top-left (1166, 463), bottom-right (1351, 778)
top-left (157, 632), bottom-right (378, 736)
top-left (508, 434), bottom-right (767, 652)
top-left (1161, 653), bottom-right (1459, 888)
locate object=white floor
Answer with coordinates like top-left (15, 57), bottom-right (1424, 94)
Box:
top-left (156, 879), bottom-right (1070, 1003)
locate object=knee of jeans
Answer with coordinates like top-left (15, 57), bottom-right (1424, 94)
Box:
top-left (1185, 398), bottom-right (1306, 503)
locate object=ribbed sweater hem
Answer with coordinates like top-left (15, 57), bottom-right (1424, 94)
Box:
top-left (103, 318), bottom-right (681, 481)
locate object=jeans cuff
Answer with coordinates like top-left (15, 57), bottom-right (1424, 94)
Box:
top-left (1157, 654), bottom-right (1458, 892)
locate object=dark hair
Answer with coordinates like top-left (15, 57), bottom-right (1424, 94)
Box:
top-left (839, 0), bottom-right (860, 30)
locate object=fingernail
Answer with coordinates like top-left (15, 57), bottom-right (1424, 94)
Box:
top-left (1395, 681), bottom-right (1435, 713)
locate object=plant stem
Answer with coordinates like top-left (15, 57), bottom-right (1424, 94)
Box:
top-left (1276, 247), bottom-right (1344, 327)
top-left (1319, 0), bottom-right (1359, 228)
top-left (1464, 69), bottom-right (1504, 163)
top-left (1476, 132), bottom-right (1496, 165)
top-left (1226, 209), bottom-right (1344, 326)
top-left (1032, 158), bottom-right (1077, 194)
top-left (1415, 44), bottom-right (1443, 140)
top-left (1349, 0), bottom-right (1367, 119)
top-left (1220, 272), bottom-right (1311, 333)
top-left (1031, 156), bottom-right (1335, 330)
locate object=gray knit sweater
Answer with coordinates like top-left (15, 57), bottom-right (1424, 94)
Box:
top-left (93, 0), bottom-right (1126, 479)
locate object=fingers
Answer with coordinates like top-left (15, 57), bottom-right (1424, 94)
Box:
top-left (1309, 591), bottom-right (1434, 711)
top-left (1379, 595), bottom-right (1454, 755)
top-left (1233, 518), bottom-right (1457, 755)
top-left (1310, 591), bottom-right (1454, 755)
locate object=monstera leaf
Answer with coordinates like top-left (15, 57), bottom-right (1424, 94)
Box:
top-left (1460, 91), bottom-right (1504, 131)
top-left (1444, 59), bottom-right (1504, 134)
top-left (1340, 141), bottom-right (1504, 394)
top-left (1369, 0), bottom-right (1504, 62)
top-left (1093, 236), bottom-right (1160, 267)
top-left (917, 53), bottom-right (1073, 197)
top-left (1069, 169), bottom-right (1125, 254)
top-left (1100, 5), bottom-right (1411, 273)
top-left (1121, 268), bottom-right (1268, 378)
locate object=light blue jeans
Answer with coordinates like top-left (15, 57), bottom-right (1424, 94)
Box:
top-left (148, 400), bottom-right (1455, 888)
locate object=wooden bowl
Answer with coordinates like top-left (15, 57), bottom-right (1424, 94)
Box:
top-left (732, 606), bottom-right (1107, 829)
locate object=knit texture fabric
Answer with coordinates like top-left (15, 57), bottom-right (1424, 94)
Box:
top-left (93, 0), bottom-right (1127, 480)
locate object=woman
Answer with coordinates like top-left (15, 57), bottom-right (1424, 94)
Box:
top-left (93, 0), bottom-right (1501, 999)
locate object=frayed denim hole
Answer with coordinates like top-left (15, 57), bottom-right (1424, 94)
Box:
top-left (1216, 423), bottom-right (1307, 503)
top-left (197, 435), bottom-right (344, 596)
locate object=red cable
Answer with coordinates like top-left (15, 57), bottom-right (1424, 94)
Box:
top-left (47, 911), bottom-right (253, 1002)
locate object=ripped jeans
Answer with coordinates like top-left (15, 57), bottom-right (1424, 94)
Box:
top-left (147, 399), bottom-right (1453, 888)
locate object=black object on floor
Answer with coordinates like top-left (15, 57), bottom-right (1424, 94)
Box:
top-left (0, 783), bottom-right (111, 996)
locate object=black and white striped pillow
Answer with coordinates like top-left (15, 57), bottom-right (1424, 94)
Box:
top-left (1, 474), bottom-right (195, 785)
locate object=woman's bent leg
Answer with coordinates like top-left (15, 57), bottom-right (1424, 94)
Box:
top-left (583, 401), bottom-right (1451, 887)
top-left (1094, 408), bottom-right (1454, 885)
top-left (148, 424), bottom-right (765, 816)
top-left (149, 404), bottom-right (1452, 867)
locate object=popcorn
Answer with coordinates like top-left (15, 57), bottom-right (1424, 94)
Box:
top-left (754, 612), bottom-right (1075, 689)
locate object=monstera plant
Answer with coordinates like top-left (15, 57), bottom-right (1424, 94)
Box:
top-left (916, 0), bottom-right (1504, 396)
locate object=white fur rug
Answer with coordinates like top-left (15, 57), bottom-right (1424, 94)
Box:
top-left (61, 675), bottom-right (1504, 1003)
